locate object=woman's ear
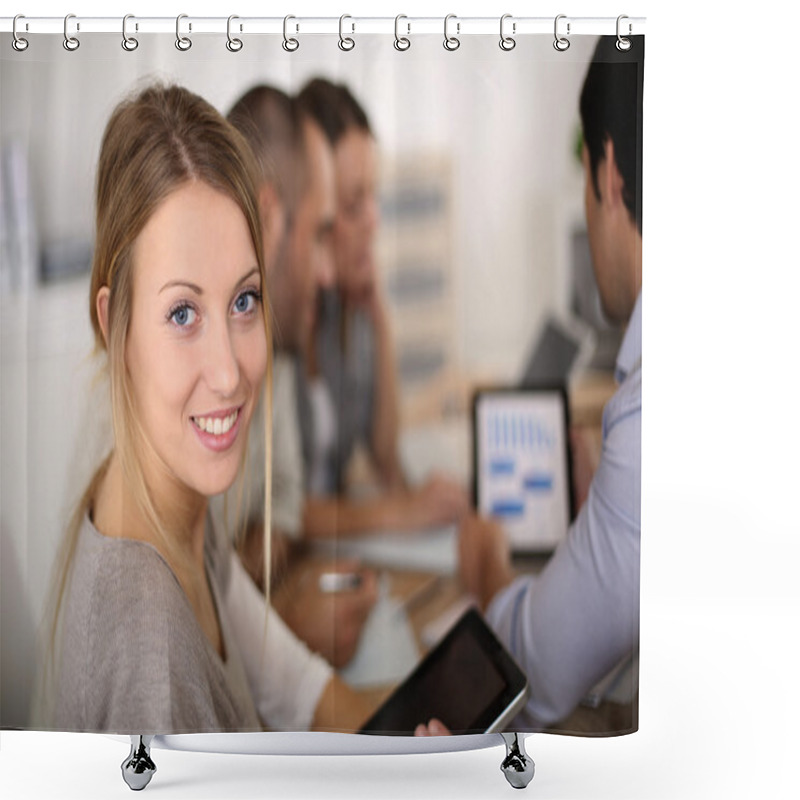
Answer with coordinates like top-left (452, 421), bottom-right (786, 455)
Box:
top-left (96, 286), bottom-right (111, 347)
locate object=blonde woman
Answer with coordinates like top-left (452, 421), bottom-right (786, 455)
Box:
top-left (38, 84), bottom-right (368, 734)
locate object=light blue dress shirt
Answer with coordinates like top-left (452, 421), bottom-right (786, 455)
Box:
top-left (487, 291), bottom-right (642, 729)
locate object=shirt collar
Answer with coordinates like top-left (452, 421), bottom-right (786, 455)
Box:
top-left (615, 290), bottom-right (642, 383)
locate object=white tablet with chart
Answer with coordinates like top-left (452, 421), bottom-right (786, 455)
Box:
top-left (473, 388), bottom-right (574, 554)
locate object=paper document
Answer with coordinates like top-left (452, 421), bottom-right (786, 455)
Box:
top-left (339, 574), bottom-right (419, 689)
top-left (316, 524), bottom-right (458, 575)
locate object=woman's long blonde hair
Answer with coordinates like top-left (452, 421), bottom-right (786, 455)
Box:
top-left (46, 83), bottom-right (273, 665)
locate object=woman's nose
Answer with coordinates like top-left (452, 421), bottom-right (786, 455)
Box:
top-left (205, 323), bottom-right (240, 397)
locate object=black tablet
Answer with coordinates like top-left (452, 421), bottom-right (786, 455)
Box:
top-left (473, 387), bottom-right (574, 554)
top-left (358, 608), bottom-right (528, 736)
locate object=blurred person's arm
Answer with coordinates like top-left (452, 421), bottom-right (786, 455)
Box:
top-left (365, 290), bottom-right (405, 490)
top-left (458, 514), bottom-right (516, 610)
top-left (310, 675), bottom-right (373, 732)
top-left (570, 424), bottom-right (602, 513)
top-left (272, 560), bottom-right (378, 668)
top-left (302, 472), bottom-right (469, 539)
top-left (237, 521), bottom-right (378, 668)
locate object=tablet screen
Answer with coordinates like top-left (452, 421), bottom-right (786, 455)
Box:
top-left (358, 608), bottom-right (528, 735)
top-left (474, 388), bottom-right (572, 553)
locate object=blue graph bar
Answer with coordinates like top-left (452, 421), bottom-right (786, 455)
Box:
top-left (490, 498), bottom-right (525, 517)
top-left (489, 459), bottom-right (515, 477)
top-left (523, 473), bottom-right (553, 491)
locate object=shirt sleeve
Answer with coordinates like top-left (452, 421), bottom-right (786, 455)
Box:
top-left (486, 374), bottom-right (641, 728)
top-left (222, 550), bottom-right (333, 731)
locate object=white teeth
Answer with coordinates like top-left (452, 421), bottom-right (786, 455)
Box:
top-left (193, 409), bottom-right (238, 436)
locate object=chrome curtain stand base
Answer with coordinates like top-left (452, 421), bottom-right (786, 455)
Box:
top-left (500, 732), bottom-right (535, 789)
top-left (121, 735), bottom-right (156, 791)
top-left (118, 733), bottom-right (534, 790)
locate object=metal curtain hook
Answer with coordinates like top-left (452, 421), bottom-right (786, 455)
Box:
top-left (176, 14), bottom-right (192, 50)
top-left (63, 13), bottom-right (80, 51)
top-left (443, 14), bottom-right (460, 51)
top-left (394, 14), bottom-right (410, 51)
top-left (227, 15), bottom-right (243, 52)
top-left (12, 14), bottom-right (29, 52)
top-left (616, 15), bottom-right (632, 51)
top-left (553, 14), bottom-right (570, 51)
top-left (122, 14), bottom-right (139, 51)
top-left (339, 14), bottom-right (355, 51)
top-left (499, 14), bottom-right (516, 51)
top-left (283, 15), bottom-right (299, 52)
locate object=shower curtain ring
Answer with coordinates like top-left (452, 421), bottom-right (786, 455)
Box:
top-left (443, 14), bottom-right (460, 51)
top-left (63, 13), bottom-right (80, 51)
top-left (394, 15), bottom-right (410, 51)
top-left (122, 14), bottom-right (139, 51)
top-left (175, 14), bottom-right (192, 51)
top-left (283, 15), bottom-right (299, 52)
top-left (616, 15), bottom-right (632, 51)
top-left (499, 14), bottom-right (516, 51)
top-left (12, 15), bottom-right (29, 52)
top-left (553, 14), bottom-right (570, 51)
top-left (226, 15), bottom-right (243, 52)
top-left (339, 14), bottom-right (355, 51)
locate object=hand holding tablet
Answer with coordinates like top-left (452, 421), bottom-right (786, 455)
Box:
top-left (359, 608), bottom-right (528, 736)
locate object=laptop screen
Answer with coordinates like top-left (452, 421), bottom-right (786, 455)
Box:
top-left (473, 388), bottom-right (573, 553)
top-left (521, 321), bottom-right (580, 387)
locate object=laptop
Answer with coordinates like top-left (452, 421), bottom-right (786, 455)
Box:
top-left (520, 314), bottom-right (595, 389)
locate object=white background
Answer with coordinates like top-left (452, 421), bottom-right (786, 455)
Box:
top-left (2, 2), bottom-right (799, 800)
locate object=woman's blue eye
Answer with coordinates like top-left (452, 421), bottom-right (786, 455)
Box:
top-left (169, 305), bottom-right (196, 327)
top-left (234, 290), bottom-right (260, 315)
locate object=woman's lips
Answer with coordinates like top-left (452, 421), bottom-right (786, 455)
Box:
top-left (190, 407), bottom-right (242, 452)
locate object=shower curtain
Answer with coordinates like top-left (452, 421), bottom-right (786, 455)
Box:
top-left (0, 17), bottom-right (644, 744)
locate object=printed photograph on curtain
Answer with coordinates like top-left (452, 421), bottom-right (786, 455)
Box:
top-left (0, 30), bottom-right (643, 737)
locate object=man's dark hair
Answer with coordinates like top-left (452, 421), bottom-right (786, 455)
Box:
top-left (227, 84), bottom-right (308, 215)
top-left (579, 36), bottom-right (644, 234)
top-left (297, 77), bottom-right (372, 147)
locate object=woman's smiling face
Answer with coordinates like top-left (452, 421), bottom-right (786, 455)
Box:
top-left (125, 180), bottom-right (267, 499)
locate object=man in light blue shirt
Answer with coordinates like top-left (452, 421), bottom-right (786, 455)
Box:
top-left (455, 36), bottom-right (644, 733)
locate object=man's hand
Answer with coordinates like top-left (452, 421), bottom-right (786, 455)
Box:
top-left (570, 424), bottom-right (601, 513)
top-left (458, 514), bottom-right (515, 610)
top-left (404, 474), bottom-right (471, 529)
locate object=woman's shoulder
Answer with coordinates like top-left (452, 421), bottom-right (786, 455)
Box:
top-left (73, 513), bottom-right (183, 607)
top-left (54, 515), bottom-right (219, 732)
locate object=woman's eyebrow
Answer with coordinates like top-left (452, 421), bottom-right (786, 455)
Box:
top-left (234, 267), bottom-right (260, 288)
top-left (159, 279), bottom-right (202, 295)
top-left (158, 267), bottom-right (259, 296)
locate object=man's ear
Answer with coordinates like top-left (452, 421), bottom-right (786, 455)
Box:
top-left (600, 138), bottom-right (625, 214)
top-left (96, 286), bottom-right (111, 347)
top-left (259, 183), bottom-right (287, 269)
